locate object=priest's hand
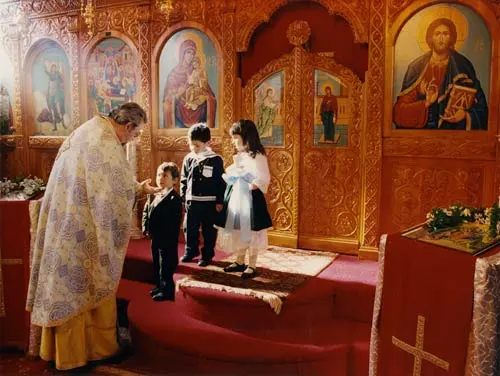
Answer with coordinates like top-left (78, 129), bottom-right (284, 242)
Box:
top-left (139, 179), bottom-right (162, 194)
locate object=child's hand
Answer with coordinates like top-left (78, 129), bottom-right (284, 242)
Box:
top-left (215, 204), bottom-right (223, 212)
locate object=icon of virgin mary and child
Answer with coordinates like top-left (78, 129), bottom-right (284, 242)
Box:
top-left (162, 39), bottom-right (216, 128)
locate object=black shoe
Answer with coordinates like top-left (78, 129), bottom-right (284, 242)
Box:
top-left (223, 263), bottom-right (246, 273)
top-left (152, 292), bottom-right (175, 302)
top-left (149, 287), bottom-right (161, 296)
top-left (198, 259), bottom-right (211, 267)
top-left (181, 255), bottom-right (195, 262)
top-left (241, 267), bottom-right (257, 279)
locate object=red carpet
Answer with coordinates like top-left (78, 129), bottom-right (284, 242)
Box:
top-left (117, 239), bottom-right (378, 376)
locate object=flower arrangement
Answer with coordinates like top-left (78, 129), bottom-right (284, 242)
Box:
top-left (0, 176), bottom-right (46, 200)
top-left (425, 203), bottom-right (500, 238)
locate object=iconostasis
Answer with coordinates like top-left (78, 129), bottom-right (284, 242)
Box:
top-left (1, 0), bottom-right (499, 258)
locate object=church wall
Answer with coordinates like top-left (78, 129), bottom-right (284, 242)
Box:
top-left (0, 0), bottom-right (499, 259)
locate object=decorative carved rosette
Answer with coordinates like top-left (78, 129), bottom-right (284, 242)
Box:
top-left (286, 20), bottom-right (310, 46)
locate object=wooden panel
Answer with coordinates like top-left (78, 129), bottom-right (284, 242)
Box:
top-left (299, 54), bottom-right (363, 249)
top-left (380, 157), bottom-right (495, 235)
top-left (242, 51), bottom-right (299, 247)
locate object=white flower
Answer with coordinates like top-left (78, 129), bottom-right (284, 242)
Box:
top-left (444, 209), bottom-right (452, 216)
top-left (461, 208), bottom-right (471, 217)
top-left (0, 176), bottom-right (46, 200)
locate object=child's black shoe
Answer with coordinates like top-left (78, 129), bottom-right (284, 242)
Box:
top-left (198, 259), bottom-right (211, 267)
top-left (241, 267), bottom-right (257, 279)
top-left (149, 287), bottom-right (161, 296)
top-left (153, 292), bottom-right (175, 302)
top-left (223, 262), bottom-right (246, 272)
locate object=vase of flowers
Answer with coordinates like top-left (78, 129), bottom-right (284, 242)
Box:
top-left (0, 176), bottom-right (46, 200)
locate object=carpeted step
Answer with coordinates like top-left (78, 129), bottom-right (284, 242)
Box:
top-left (122, 239), bottom-right (229, 284)
top-left (128, 293), bottom-right (360, 376)
top-left (123, 240), bottom-right (378, 324)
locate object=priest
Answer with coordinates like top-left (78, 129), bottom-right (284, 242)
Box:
top-left (26, 102), bottom-right (159, 370)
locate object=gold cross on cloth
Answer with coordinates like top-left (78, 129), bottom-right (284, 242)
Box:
top-left (392, 315), bottom-right (450, 376)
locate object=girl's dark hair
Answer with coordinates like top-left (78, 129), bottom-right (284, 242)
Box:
top-left (230, 119), bottom-right (266, 158)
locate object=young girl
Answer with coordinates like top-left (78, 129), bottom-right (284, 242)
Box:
top-left (215, 119), bottom-right (273, 279)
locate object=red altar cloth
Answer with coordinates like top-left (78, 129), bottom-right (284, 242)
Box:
top-left (369, 233), bottom-right (500, 376)
top-left (0, 200), bottom-right (31, 350)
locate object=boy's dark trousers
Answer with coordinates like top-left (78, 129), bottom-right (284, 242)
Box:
top-left (151, 239), bottom-right (178, 299)
top-left (184, 201), bottom-right (217, 261)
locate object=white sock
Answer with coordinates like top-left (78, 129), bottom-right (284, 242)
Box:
top-left (235, 248), bottom-right (246, 265)
top-left (248, 247), bottom-right (259, 269)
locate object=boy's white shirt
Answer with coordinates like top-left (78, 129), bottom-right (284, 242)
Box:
top-left (187, 146), bottom-right (218, 162)
top-left (151, 187), bottom-right (173, 208)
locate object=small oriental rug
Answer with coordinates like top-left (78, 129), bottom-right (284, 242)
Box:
top-left (176, 246), bottom-right (337, 314)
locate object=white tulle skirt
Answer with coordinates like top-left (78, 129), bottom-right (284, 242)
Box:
top-left (216, 228), bottom-right (268, 253)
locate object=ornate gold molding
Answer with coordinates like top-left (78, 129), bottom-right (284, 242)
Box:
top-left (138, 6), bottom-right (152, 182)
top-left (151, 1), bottom-right (224, 48)
top-left (28, 136), bottom-right (64, 149)
top-left (361, 0), bottom-right (384, 248)
top-left (0, 135), bottom-right (23, 148)
top-left (81, 4), bottom-right (145, 45)
top-left (21, 0), bottom-right (80, 17)
top-left (384, 138), bottom-right (496, 160)
top-left (156, 136), bottom-right (223, 151)
top-left (220, 10), bottom-right (236, 165)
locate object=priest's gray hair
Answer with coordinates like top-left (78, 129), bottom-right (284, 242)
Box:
top-left (109, 102), bottom-right (148, 128)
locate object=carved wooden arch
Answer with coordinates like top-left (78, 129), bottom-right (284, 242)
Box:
top-left (386, 0), bottom-right (500, 141)
top-left (242, 50), bottom-right (298, 237)
top-left (80, 31), bottom-right (142, 121)
top-left (23, 38), bottom-right (72, 143)
top-left (151, 21), bottom-right (225, 139)
top-left (236, 0), bottom-right (369, 52)
top-left (300, 53), bottom-right (364, 243)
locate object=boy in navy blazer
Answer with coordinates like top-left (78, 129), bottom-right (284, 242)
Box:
top-left (142, 162), bottom-right (182, 301)
top-left (180, 123), bottom-right (225, 266)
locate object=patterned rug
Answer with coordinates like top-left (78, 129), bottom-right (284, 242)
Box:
top-left (176, 246), bottom-right (337, 314)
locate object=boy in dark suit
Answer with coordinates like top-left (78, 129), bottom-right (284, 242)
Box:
top-left (142, 162), bottom-right (182, 301)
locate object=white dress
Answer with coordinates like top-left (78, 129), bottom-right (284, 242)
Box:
top-left (217, 152), bottom-right (271, 252)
